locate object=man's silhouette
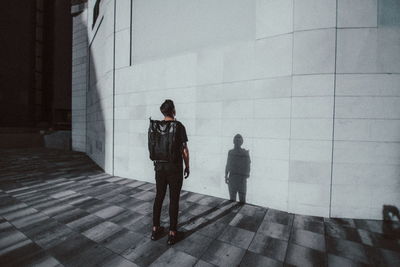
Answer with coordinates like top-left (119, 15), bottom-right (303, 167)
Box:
top-left (225, 134), bottom-right (250, 203)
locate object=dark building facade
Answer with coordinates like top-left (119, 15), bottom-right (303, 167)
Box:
top-left (0, 0), bottom-right (72, 130)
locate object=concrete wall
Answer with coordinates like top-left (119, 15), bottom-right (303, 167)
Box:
top-left (74, 0), bottom-right (400, 219)
top-left (86, 0), bottom-right (115, 174)
top-left (72, 6), bottom-right (88, 152)
top-left (331, 0), bottom-right (400, 218)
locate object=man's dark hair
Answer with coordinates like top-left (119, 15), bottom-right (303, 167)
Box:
top-left (160, 99), bottom-right (175, 117)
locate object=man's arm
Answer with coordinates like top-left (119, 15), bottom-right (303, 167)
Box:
top-left (182, 142), bottom-right (190, 178)
top-left (225, 152), bottom-right (231, 184)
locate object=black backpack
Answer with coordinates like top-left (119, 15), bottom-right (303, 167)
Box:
top-left (148, 118), bottom-right (178, 162)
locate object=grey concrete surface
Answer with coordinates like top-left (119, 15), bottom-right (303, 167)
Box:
top-left (0, 148), bottom-right (399, 266)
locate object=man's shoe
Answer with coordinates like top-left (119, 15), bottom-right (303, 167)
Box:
top-left (167, 233), bottom-right (177, 245)
top-left (151, 226), bottom-right (164, 240)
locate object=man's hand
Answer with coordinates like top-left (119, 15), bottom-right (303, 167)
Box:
top-left (225, 175), bottom-right (229, 184)
top-left (184, 167), bottom-right (190, 179)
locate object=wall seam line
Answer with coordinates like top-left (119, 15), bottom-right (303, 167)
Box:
top-left (329, 0), bottom-right (339, 218)
top-left (287, 0), bottom-right (295, 216)
top-left (129, 0), bottom-right (133, 66)
top-left (86, 8), bottom-right (89, 156)
top-left (112, 0), bottom-right (117, 176)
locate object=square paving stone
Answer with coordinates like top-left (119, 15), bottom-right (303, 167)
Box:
top-left (122, 238), bottom-right (169, 266)
top-left (239, 251), bottom-right (283, 267)
top-left (196, 221), bottom-right (227, 239)
top-left (293, 214), bottom-right (325, 234)
top-left (12, 212), bottom-right (49, 229)
top-left (328, 217), bottom-right (356, 228)
top-left (125, 215), bottom-right (153, 235)
top-left (201, 239), bottom-right (246, 267)
top-left (53, 208), bottom-right (89, 224)
top-left (212, 211), bottom-right (238, 225)
top-left (264, 209), bottom-right (294, 226)
top-left (0, 239), bottom-right (43, 266)
top-left (82, 221), bottom-right (123, 243)
top-left (0, 228), bottom-right (28, 250)
top-left (181, 217), bottom-right (209, 232)
top-left (173, 232), bottom-right (214, 258)
top-left (117, 197), bottom-right (145, 209)
top-left (41, 204), bottom-right (76, 217)
top-left (71, 197), bottom-right (99, 208)
top-left (131, 190), bottom-right (156, 202)
top-left (291, 228), bottom-right (326, 252)
top-left (99, 254), bottom-right (139, 267)
top-left (365, 246), bottom-right (400, 266)
top-left (109, 210), bottom-right (144, 227)
top-left (50, 190), bottom-right (76, 199)
top-left (326, 236), bottom-right (369, 264)
top-left (186, 203), bottom-right (215, 216)
top-left (217, 225), bottom-right (255, 249)
top-left (67, 214), bottom-right (104, 232)
top-left (30, 197), bottom-right (56, 207)
top-left (137, 183), bottom-right (156, 191)
top-left (185, 193), bottom-right (207, 203)
top-left (363, 229), bottom-right (400, 252)
top-left (130, 201), bottom-right (153, 215)
top-left (326, 221), bottom-right (362, 243)
top-left (47, 232), bottom-right (96, 262)
top-left (94, 205), bottom-right (126, 220)
top-left (229, 211), bottom-right (265, 232)
top-left (105, 194), bottom-right (131, 204)
top-left (96, 190), bottom-right (124, 200)
top-left (57, 193), bottom-right (85, 204)
top-left (248, 233), bottom-right (288, 262)
top-left (0, 203), bottom-right (29, 216)
top-left (237, 204), bottom-right (266, 216)
top-left (285, 243), bottom-right (327, 267)
top-left (197, 196), bottom-right (222, 207)
top-left (150, 248), bottom-right (198, 267)
top-left (100, 228), bottom-right (144, 254)
top-left (194, 260), bottom-right (216, 267)
top-left (257, 221), bottom-right (291, 241)
top-left (0, 238), bottom-right (31, 257)
top-left (328, 253), bottom-right (367, 267)
top-left (84, 202), bottom-right (112, 214)
top-left (33, 223), bottom-right (75, 249)
top-left (14, 250), bottom-right (61, 267)
top-left (2, 206), bottom-right (38, 220)
top-left (63, 243), bottom-right (115, 267)
top-left (20, 218), bottom-right (58, 237)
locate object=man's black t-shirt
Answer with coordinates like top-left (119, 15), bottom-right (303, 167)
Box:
top-left (173, 120), bottom-right (188, 167)
top-left (155, 120), bottom-right (188, 173)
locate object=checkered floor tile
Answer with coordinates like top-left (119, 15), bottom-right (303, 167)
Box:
top-left (0, 148), bottom-right (399, 266)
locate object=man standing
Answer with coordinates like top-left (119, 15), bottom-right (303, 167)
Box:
top-left (148, 99), bottom-right (189, 245)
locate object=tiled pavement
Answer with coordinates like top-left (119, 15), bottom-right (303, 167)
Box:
top-left (1, 148), bottom-right (399, 267)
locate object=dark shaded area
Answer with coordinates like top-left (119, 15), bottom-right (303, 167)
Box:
top-left (85, 16), bottom-right (106, 169)
top-left (0, 0), bottom-right (72, 130)
top-left (378, 0), bottom-right (400, 26)
top-left (92, 0), bottom-right (101, 28)
top-left (383, 205), bottom-right (400, 238)
top-left (225, 134), bottom-right (251, 203)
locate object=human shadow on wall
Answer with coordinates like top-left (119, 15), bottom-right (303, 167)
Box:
top-left (225, 134), bottom-right (251, 203)
top-left (382, 205), bottom-right (400, 238)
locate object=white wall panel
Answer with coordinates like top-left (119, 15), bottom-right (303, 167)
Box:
top-left (75, 0), bottom-right (400, 220)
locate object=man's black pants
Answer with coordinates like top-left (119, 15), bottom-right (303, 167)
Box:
top-left (153, 167), bottom-right (183, 232)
